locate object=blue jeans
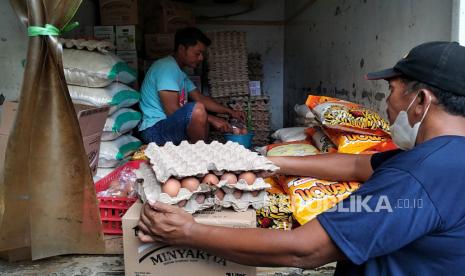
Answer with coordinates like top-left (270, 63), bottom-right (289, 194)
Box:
top-left (140, 102), bottom-right (195, 145)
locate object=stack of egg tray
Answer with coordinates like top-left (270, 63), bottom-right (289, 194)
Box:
top-left (206, 31), bottom-right (249, 98)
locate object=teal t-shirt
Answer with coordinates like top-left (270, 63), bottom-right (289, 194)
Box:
top-left (139, 56), bottom-right (197, 131)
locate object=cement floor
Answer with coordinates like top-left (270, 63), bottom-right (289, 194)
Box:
top-left (0, 255), bottom-right (336, 275)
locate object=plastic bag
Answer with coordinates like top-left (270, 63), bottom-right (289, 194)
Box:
top-left (266, 141), bottom-right (319, 157)
top-left (101, 108), bottom-right (142, 141)
top-left (68, 82), bottom-right (140, 115)
top-left (306, 95), bottom-right (390, 136)
top-left (99, 135), bottom-right (142, 168)
top-left (63, 49), bottom-right (137, 87)
top-left (278, 176), bottom-right (361, 225)
top-left (97, 167), bottom-right (138, 198)
top-left (256, 193), bottom-right (293, 230)
top-left (294, 104), bottom-right (315, 119)
top-left (305, 127), bottom-right (337, 153)
top-left (271, 127), bottom-right (307, 142)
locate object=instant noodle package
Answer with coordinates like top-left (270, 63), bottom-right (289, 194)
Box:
top-left (306, 95), bottom-right (390, 136)
top-left (278, 176), bottom-right (361, 225)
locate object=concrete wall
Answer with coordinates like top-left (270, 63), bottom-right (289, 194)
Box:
top-left (197, 0), bottom-right (285, 130)
top-left (0, 0), bottom-right (97, 104)
top-left (0, 1), bottom-right (27, 102)
top-left (283, 0), bottom-right (453, 126)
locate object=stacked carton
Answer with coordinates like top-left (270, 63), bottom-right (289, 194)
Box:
top-left (206, 31), bottom-right (249, 98)
top-left (97, 0), bottom-right (196, 84)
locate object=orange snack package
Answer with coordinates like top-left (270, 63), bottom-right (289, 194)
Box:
top-left (278, 176), bottom-right (361, 225)
top-left (306, 95), bottom-right (390, 136)
top-left (323, 127), bottom-right (396, 154)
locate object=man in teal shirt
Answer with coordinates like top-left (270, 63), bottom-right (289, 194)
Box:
top-left (139, 27), bottom-right (244, 145)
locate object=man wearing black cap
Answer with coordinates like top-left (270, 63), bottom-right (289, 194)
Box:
top-left (136, 41), bottom-right (465, 275)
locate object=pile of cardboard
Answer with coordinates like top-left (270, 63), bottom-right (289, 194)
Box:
top-left (95, 0), bottom-right (196, 86)
top-left (0, 102), bottom-right (109, 177)
top-left (206, 31), bottom-right (250, 98)
top-left (215, 96), bottom-right (272, 146)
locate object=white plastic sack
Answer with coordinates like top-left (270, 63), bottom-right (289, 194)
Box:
top-left (98, 135), bottom-right (142, 168)
top-left (63, 49), bottom-right (137, 87)
top-left (68, 83), bottom-right (140, 115)
top-left (294, 104), bottom-right (315, 119)
top-left (271, 127), bottom-right (307, 142)
top-left (101, 108), bottom-right (142, 141)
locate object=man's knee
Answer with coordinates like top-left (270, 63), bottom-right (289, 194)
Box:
top-left (191, 102), bottom-right (207, 123)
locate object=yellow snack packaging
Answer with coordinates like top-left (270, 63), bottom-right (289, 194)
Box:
top-left (279, 176), bottom-right (361, 225)
top-left (323, 127), bottom-right (395, 154)
top-left (306, 95), bottom-right (390, 136)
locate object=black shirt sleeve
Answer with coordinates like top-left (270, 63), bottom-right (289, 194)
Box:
top-left (370, 149), bottom-right (403, 171)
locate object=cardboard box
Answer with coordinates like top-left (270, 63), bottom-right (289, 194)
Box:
top-left (145, 33), bottom-right (175, 59)
top-left (144, 1), bottom-right (195, 33)
top-left (74, 104), bottom-right (110, 175)
top-left (94, 26), bottom-right (116, 46)
top-left (115, 25), bottom-right (143, 52)
top-left (0, 102), bottom-right (109, 177)
top-left (116, 50), bottom-right (139, 71)
top-left (123, 203), bottom-right (257, 275)
top-left (99, 0), bottom-right (142, 26)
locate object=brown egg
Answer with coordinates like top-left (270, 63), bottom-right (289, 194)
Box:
top-left (232, 127), bottom-right (241, 135)
top-left (202, 173), bottom-right (220, 186)
top-left (240, 128), bottom-right (248, 135)
top-left (251, 190), bottom-right (259, 197)
top-left (162, 178), bottom-right (181, 197)
top-left (233, 190), bottom-right (243, 199)
top-left (238, 172), bottom-right (256, 185)
top-left (178, 200), bottom-right (187, 207)
top-left (214, 189), bottom-right (225, 200)
top-left (181, 177), bottom-right (200, 192)
top-left (221, 173), bottom-right (238, 185)
top-left (195, 194), bottom-right (206, 204)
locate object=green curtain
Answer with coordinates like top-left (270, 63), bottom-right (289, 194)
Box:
top-left (0, 0), bottom-right (104, 260)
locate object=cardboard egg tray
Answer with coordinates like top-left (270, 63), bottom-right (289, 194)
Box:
top-left (144, 140), bottom-right (278, 183)
top-left (135, 163), bottom-right (215, 214)
top-left (136, 163), bottom-right (272, 213)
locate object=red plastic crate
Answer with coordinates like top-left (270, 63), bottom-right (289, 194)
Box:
top-left (95, 160), bottom-right (146, 235)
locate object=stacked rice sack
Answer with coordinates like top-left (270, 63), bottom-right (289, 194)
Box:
top-left (263, 94), bottom-right (397, 226)
top-left (62, 44), bottom-right (142, 178)
top-left (135, 140), bottom-right (279, 214)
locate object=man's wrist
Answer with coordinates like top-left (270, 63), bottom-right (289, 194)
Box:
top-left (182, 222), bottom-right (201, 247)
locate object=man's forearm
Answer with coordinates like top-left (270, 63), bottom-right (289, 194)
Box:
top-left (269, 153), bottom-right (373, 182)
top-left (182, 224), bottom-right (314, 268)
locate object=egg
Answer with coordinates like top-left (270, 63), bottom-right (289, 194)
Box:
top-left (195, 194), bottom-right (206, 204)
top-left (232, 127), bottom-right (241, 135)
top-left (221, 173), bottom-right (238, 185)
top-left (202, 173), bottom-right (220, 186)
top-left (181, 177), bottom-right (200, 192)
top-left (162, 178), bottom-right (181, 197)
top-left (238, 172), bottom-right (256, 185)
top-left (240, 128), bottom-right (248, 135)
top-left (178, 200), bottom-right (187, 207)
top-left (251, 190), bottom-right (259, 197)
top-left (214, 189), bottom-right (225, 200)
top-left (233, 190), bottom-right (243, 199)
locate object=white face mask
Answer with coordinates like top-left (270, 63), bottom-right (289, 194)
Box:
top-left (390, 92), bottom-right (431, 150)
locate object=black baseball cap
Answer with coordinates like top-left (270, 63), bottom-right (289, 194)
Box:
top-left (365, 41), bottom-right (465, 95)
